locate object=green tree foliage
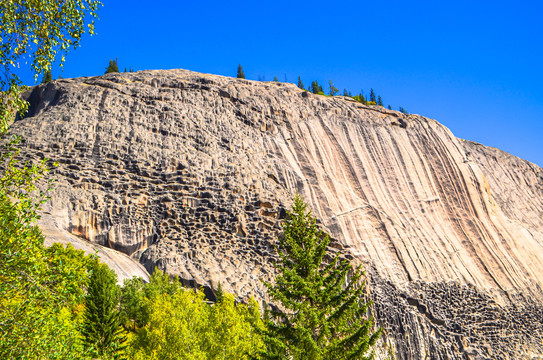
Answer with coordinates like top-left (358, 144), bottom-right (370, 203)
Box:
top-left (311, 81), bottom-right (319, 94)
top-left (328, 80), bottom-right (339, 96)
top-left (369, 88), bottom-right (376, 104)
top-left (297, 76), bottom-right (305, 90)
top-left (274, 76), bottom-right (279, 82)
top-left (125, 269), bottom-right (265, 360)
top-left (263, 194), bottom-right (382, 360)
top-left (237, 64), bottom-right (246, 79)
top-left (0, 3), bottom-right (101, 356)
top-left (82, 262), bottom-right (125, 359)
top-left (0, 0), bottom-right (101, 133)
top-left (353, 91), bottom-right (367, 105)
top-left (377, 95), bottom-right (383, 107)
top-left (42, 69), bottom-right (52, 84)
top-left (120, 277), bottom-right (146, 331)
top-left (311, 81), bottom-right (324, 95)
top-left (105, 58), bottom-right (120, 74)
top-left (399, 107), bottom-right (408, 114)
top-left (0, 238), bottom-right (97, 358)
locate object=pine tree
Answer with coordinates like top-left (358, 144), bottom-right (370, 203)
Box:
top-left (297, 76), bottom-right (305, 90)
top-left (399, 107), bottom-right (408, 114)
top-left (388, 105), bottom-right (392, 110)
top-left (41, 69), bottom-right (52, 83)
top-left (359, 91), bottom-right (367, 105)
top-left (120, 277), bottom-right (146, 331)
top-left (216, 281), bottom-right (225, 303)
top-left (237, 64), bottom-right (246, 79)
top-left (82, 262), bottom-right (125, 359)
top-left (377, 95), bottom-right (383, 107)
top-left (263, 194), bottom-right (381, 360)
top-left (328, 80), bottom-right (339, 96)
top-left (369, 88), bottom-right (376, 103)
top-left (105, 58), bottom-right (119, 74)
top-left (311, 81), bottom-right (320, 94)
top-left (274, 76), bottom-right (278, 82)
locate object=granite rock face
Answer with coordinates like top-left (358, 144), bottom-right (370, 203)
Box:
top-left (11, 69), bottom-right (543, 359)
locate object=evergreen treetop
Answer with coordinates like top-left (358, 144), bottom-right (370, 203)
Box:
top-left (82, 262), bottom-right (125, 358)
top-left (105, 58), bottom-right (119, 74)
top-left (329, 80), bottom-right (339, 96)
top-left (42, 69), bottom-right (52, 84)
top-left (263, 194), bottom-right (381, 360)
top-left (369, 88), bottom-right (376, 103)
top-left (311, 81), bottom-right (320, 94)
top-left (298, 76), bottom-right (305, 90)
top-left (237, 64), bottom-right (246, 79)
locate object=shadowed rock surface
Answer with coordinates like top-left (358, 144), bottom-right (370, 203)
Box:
top-left (11, 69), bottom-right (543, 359)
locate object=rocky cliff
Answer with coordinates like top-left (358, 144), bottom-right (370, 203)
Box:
top-left (11, 69), bottom-right (543, 359)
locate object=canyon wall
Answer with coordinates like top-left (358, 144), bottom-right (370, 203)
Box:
top-left (11, 70), bottom-right (543, 359)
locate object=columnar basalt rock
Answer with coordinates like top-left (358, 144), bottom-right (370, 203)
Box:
top-left (11, 69), bottom-right (543, 358)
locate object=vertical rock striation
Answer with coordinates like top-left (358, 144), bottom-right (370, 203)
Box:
top-left (11, 69), bottom-right (543, 358)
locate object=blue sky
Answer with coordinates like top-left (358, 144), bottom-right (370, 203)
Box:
top-left (18, 0), bottom-right (543, 166)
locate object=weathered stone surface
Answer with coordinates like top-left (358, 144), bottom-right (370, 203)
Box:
top-left (10, 69), bottom-right (543, 358)
top-left (40, 213), bottom-right (149, 284)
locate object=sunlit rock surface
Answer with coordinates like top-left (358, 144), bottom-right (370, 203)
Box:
top-left (12, 69), bottom-right (543, 359)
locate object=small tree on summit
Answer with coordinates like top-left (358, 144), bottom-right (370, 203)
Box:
top-left (297, 76), bottom-right (305, 90)
top-left (369, 88), bottom-right (376, 103)
top-left (41, 69), bottom-right (52, 83)
top-left (237, 64), bottom-right (246, 79)
top-left (358, 91), bottom-right (367, 105)
top-left (377, 95), bottom-right (383, 107)
top-left (311, 81), bottom-right (324, 94)
top-left (328, 80), bottom-right (339, 96)
top-left (263, 194), bottom-right (382, 360)
top-left (105, 58), bottom-right (119, 73)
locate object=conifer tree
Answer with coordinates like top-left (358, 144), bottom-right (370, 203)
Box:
top-left (369, 88), bottom-right (376, 103)
top-left (377, 95), bottom-right (383, 107)
top-left (358, 91), bottom-right (367, 105)
top-left (216, 281), bottom-right (225, 303)
top-left (237, 64), bottom-right (245, 79)
top-left (274, 76), bottom-right (278, 82)
top-left (311, 81), bottom-right (319, 94)
top-left (82, 262), bottom-right (125, 359)
top-left (264, 194), bottom-right (381, 360)
top-left (41, 69), bottom-right (52, 83)
top-left (298, 76), bottom-right (305, 90)
top-left (105, 58), bottom-right (119, 73)
top-left (120, 277), bottom-right (146, 331)
top-left (329, 80), bottom-right (339, 96)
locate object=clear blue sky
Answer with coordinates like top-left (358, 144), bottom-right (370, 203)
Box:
top-left (19, 0), bottom-right (543, 166)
